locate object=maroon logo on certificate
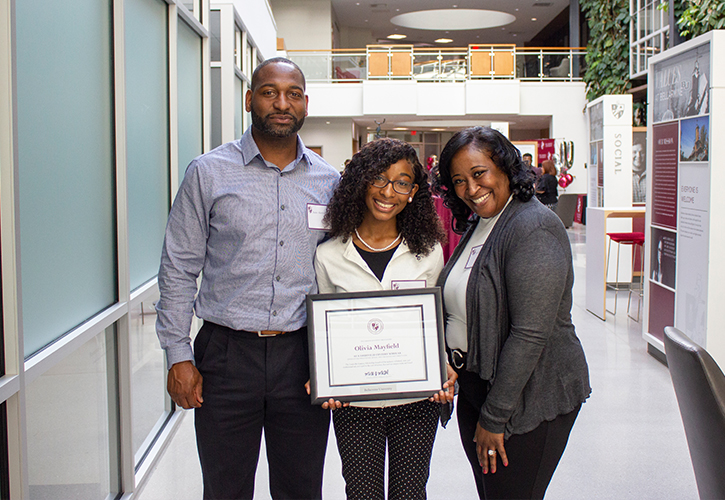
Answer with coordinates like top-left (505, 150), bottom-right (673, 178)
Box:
top-left (367, 319), bottom-right (384, 335)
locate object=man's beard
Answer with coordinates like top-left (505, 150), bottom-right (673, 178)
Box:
top-left (251, 107), bottom-right (304, 138)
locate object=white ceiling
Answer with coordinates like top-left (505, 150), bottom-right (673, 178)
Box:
top-left (331, 0), bottom-right (570, 47)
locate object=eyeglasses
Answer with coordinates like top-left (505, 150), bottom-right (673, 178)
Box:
top-left (371, 174), bottom-right (415, 195)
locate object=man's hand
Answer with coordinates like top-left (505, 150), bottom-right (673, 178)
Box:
top-left (167, 360), bottom-right (204, 409)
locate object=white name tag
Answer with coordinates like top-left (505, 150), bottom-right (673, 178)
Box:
top-left (391, 280), bottom-right (426, 290)
top-left (307, 203), bottom-right (329, 230)
top-left (464, 245), bottom-right (483, 269)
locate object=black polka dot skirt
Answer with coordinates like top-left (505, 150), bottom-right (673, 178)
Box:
top-left (332, 399), bottom-right (440, 500)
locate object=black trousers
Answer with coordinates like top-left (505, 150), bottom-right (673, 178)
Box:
top-left (455, 367), bottom-right (580, 500)
top-left (194, 322), bottom-right (331, 500)
top-left (332, 399), bottom-right (440, 500)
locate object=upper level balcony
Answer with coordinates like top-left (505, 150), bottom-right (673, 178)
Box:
top-left (287, 44), bottom-right (586, 84)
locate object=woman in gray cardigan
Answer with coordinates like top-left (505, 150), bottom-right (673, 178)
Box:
top-left (434, 127), bottom-right (590, 500)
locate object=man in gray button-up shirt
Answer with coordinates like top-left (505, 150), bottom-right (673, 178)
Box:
top-left (156, 58), bottom-right (339, 499)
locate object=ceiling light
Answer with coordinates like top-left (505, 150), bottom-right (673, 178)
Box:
top-left (391, 9), bottom-right (516, 30)
top-left (387, 34), bottom-right (407, 39)
top-left (393, 127), bottom-right (408, 131)
top-left (435, 38), bottom-right (453, 43)
top-left (326, 121), bottom-right (331, 125)
top-left (531, 17), bottom-right (537, 21)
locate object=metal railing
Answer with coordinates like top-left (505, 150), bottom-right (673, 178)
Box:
top-left (287, 45), bottom-right (586, 83)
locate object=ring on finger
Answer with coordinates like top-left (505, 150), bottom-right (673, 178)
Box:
top-left (488, 449), bottom-right (496, 457)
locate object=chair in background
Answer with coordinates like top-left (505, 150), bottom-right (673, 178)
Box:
top-left (553, 193), bottom-right (578, 228)
top-left (604, 231), bottom-right (644, 318)
top-left (664, 327), bottom-right (725, 500)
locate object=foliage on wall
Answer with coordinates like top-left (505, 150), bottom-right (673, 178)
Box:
top-left (676, 0), bottom-right (725, 38)
top-left (580, 0), bottom-right (631, 101)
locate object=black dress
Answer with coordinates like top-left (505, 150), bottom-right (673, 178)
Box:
top-left (536, 174), bottom-right (558, 207)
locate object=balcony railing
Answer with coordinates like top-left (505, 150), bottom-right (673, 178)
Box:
top-left (287, 45), bottom-right (586, 83)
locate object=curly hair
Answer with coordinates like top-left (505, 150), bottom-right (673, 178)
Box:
top-left (324, 137), bottom-right (445, 256)
top-left (434, 127), bottom-right (535, 234)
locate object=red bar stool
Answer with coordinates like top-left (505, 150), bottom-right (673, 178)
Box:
top-left (605, 232), bottom-right (645, 319)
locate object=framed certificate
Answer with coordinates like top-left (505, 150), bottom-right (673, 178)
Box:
top-left (306, 287), bottom-right (447, 404)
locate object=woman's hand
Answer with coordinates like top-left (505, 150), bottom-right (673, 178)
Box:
top-left (305, 380), bottom-right (348, 409)
top-left (430, 364), bottom-right (458, 403)
top-left (475, 423), bottom-right (508, 474)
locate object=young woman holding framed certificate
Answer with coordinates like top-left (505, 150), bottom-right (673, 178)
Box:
top-left (314, 138), bottom-right (456, 500)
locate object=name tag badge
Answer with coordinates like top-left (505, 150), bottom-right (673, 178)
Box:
top-left (307, 203), bottom-right (329, 231)
top-left (391, 280), bottom-right (426, 290)
top-left (464, 245), bottom-right (483, 269)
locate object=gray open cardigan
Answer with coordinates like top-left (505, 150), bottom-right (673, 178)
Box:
top-left (437, 197), bottom-right (591, 438)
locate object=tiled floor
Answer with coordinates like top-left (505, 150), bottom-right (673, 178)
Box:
top-left (135, 224), bottom-right (698, 499)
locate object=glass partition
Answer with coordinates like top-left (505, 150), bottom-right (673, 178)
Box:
top-left (16, 0), bottom-right (116, 357)
top-left (177, 18), bottom-right (204, 181)
top-left (26, 326), bottom-right (118, 499)
top-left (125, 0), bottom-right (171, 290)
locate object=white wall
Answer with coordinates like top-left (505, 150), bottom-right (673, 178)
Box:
top-left (337, 25), bottom-right (375, 48)
top-left (270, 0), bottom-right (332, 50)
top-left (520, 82), bottom-right (589, 193)
top-left (305, 80), bottom-right (590, 193)
top-left (233, 0), bottom-right (278, 60)
top-left (301, 118), bottom-right (354, 171)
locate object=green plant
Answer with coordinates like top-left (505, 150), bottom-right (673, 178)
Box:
top-left (580, 0), bottom-right (631, 100)
top-left (677, 0), bottom-right (725, 38)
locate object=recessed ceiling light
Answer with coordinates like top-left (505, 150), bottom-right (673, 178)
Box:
top-left (356, 2), bottom-right (360, 5)
top-left (387, 34), bottom-right (407, 39)
top-left (430, 128), bottom-right (446, 131)
top-left (326, 121), bottom-right (331, 125)
top-left (452, 4), bottom-right (458, 7)
top-left (396, 8), bottom-right (400, 11)
top-left (531, 17), bottom-right (537, 21)
top-left (435, 38), bottom-right (453, 43)
top-left (393, 127), bottom-right (408, 131)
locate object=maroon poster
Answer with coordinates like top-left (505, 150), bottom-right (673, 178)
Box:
top-left (651, 122), bottom-right (679, 229)
top-left (537, 139), bottom-right (555, 164)
top-left (648, 283), bottom-right (675, 342)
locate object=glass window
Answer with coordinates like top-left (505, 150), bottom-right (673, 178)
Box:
top-left (125, 0), bottom-right (171, 291)
top-left (16, 0), bottom-right (116, 357)
top-left (130, 293), bottom-right (169, 466)
top-left (210, 11), bottom-right (221, 62)
top-left (235, 76), bottom-right (243, 139)
top-left (0, 402), bottom-right (8, 499)
top-left (26, 326), bottom-right (118, 499)
top-left (178, 18), bottom-right (204, 182)
top-left (210, 67), bottom-right (222, 149)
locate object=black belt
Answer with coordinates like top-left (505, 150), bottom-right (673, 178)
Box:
top-left (449, 348), bottom-right (467, 370)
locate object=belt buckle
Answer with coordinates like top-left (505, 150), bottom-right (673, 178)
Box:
top-left (451, 349), bottom-right (465, 370)
top-left (257, 330), bottom-right (280, 337)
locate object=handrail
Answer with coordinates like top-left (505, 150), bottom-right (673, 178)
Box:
top-left (286, 46), bottom-right (586, 83)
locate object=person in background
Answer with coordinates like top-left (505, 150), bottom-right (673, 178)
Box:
top-left (434, 126), bottom-right (590, 500)
top-left (315, 137), bottom-right (456, 500)
top-left (156, 58), bottom-right (339, 499)
top-left (535, 159), bottom-right (559, 211)
top-left (523, 153), bottom-right (541, 178)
